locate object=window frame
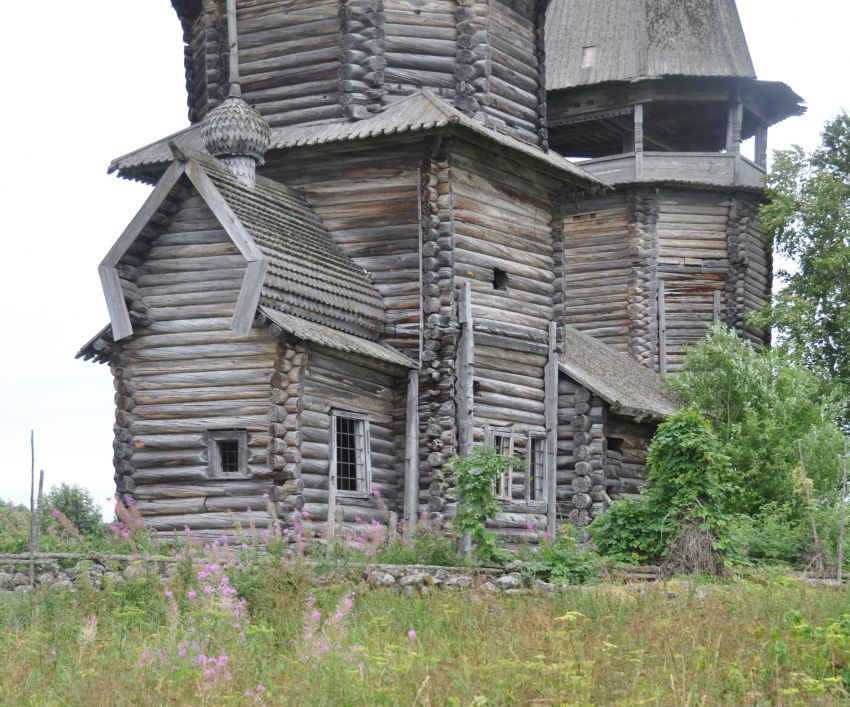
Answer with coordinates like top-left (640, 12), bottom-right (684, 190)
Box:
top-left (330, 410), bottom-right (372, 498)
top-left (487, 427), bottom-right (514, 501)
top-left (208, 429), bottom-right (249, 477)
top-left (526, 432), bottom-right (547, 504)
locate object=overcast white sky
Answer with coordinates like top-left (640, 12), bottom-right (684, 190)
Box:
top-left (0, 1), bottom-right (848, 516)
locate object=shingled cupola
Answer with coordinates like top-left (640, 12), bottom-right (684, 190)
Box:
top-left (200, 0), bottom-right (270, 187)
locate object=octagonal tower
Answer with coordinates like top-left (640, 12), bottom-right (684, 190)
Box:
top-left (545, 0), bottom-right (804, 371)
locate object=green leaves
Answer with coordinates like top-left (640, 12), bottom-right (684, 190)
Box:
top-left (757, 112), bottom-right (850, 421)
top-left (450, 445), bottom-right (518, 564)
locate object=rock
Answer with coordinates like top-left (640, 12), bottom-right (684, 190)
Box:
top-left (478, 581), bottom-right (499, 593)
top-left (399, 573), bottom-right (426, 589)
top-left (495, 574), bottom-right (522, 590)
top-left (0, 572), bottom-right (14, 590)
top-left (367, 571), bottom-right (396, 588)
top-left (504, 588), bottom-right (526, 595)
top-left (533, 579), bottom-right (556, 592)
top-left (505, 560), bottom-right (524, 572)
top-left (122, 562), bottom-right (147, 580)
top-left (445, 574), bottom-right (473, 589)
top-left (13, 573), bottom-right (29, 587)
top-left (36, 573), bottom-right (54, 585)
top-left (14, 585), bottom-right (34, 594)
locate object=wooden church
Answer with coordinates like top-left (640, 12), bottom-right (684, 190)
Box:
top-left (78, 0), bottom-right (801, 543)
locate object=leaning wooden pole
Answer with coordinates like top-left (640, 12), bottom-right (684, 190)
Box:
top-left (34, 470), bottom-right (45, 559)
top-left (456, 282), bottom-right (474, 554)
top-left (544, 322), bottom-right (558, 537)
top-left (839, 439), bottom-right (848, 582)
top-left (28, 431), bottom-right (35, 586)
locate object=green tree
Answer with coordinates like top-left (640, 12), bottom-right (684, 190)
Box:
top-left (754, 112), bottom-right (850, 421)
top-left (43, 483), bottom-right (103, 536)
top-left (668, 324), bottom-right (845, 514)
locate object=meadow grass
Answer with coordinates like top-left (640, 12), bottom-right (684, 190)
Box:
top-left (1, 562), bottom-right (849, 706)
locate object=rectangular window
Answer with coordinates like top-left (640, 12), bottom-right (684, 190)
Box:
top-left (331, 411), bottom-right (371, 496)
top-left (208, 430), bottom-right (248, 477)
top-left (489, 429), bottom-right (514, 501)
top-left (527, 434), bottom-right (547, 502)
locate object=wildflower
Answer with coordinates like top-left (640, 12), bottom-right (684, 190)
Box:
top-left (50, 508), bottom-right (61, 518)
top-left (164, 589), bottom-right (173, 599)
top-left (188, 590), bottom-right (197, 599)
top-left (408, 629), bottom-right (417, 641)
top-left (526, 521), bottom-right (535, 532)
top-left (372, 488), bottom-right (381, 498)
top-left (311, 610), bottom-right (322, 620)
top-left (178, 648), bottom-right (187, 657)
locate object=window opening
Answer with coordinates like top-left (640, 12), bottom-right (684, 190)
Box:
top-left (208, 430), bottom-right (247, 477)
top-left (332, 412), bottom-right (371, 496)
top-left (493, 268), bottom-right (509, 290)
top-left (490, 430), bottom-right (514, 500)
top-left (527, 435), bottom-right (546, 502)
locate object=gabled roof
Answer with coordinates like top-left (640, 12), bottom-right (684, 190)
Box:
top-left (558, 326), bottom-right (677, 421)
top-left (546, 0), bottom-right (756, 90)
top-left (98, 147), bottom-right (385, 343)
top-left (109, 91), bottom-right (604, 189)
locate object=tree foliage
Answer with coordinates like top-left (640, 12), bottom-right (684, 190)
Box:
top-left (668, 324), bottom-right (845, 514)
top-left (43, 483), bottom-right (103, 537)
top-left (592, 410), bottom-right (733, 565)
top-left (754, 112), bottom-right (850, 421)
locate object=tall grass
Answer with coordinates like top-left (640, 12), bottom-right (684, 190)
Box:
top-left (2, 562), bottom-right (850, 704)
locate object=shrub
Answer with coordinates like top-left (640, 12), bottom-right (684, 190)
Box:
top-left (592, 410), bottom-right (733, 572)
top-left (727, 504), bottom-right (809, 566)
top-left (525, 525), bottom-right (599, 584)
top-left (378, 518), bottom-right (461, 567)
top-left (43, 483), bottom-right (103, 537)
top-left (590, 498), bottom-right (665, 564)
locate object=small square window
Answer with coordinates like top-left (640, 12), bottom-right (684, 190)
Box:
top-left (489, 429), bottom-right (514, 501)
top-left (208, 430), bottom-right (248, 477)
top-left (527, 434), bottom-right (547, 503)
top-left (332, 411), bottom-right (371, 496)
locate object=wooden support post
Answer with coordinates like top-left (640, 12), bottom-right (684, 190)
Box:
top-left (544, 322), bottom-right (558, 537)
top-left (755, 123), bottom-right (768, 169)
top-left (34, 470), bottom-right (44, 559)
top-left (634, 103), bottom-right (644, 180)
top-left (726, 100), bottom-right (744, 154)
top-left (456, 281), bottom-right (474, 554)
top-left (403, 368), bottom-right (420, 540)
top-left (657, 280), bottom-right (667, 374)
top-left (326, 418), bottom-right (338, 551)
top-left (713, 289), bottom-right (722, 323)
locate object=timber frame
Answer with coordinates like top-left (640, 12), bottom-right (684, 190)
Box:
top-left (77, 0), bottom-right (802, 542)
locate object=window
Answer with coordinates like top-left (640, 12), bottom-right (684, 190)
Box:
top-left (331, 411), bottom-right (371, 496)
top-left (489, 428), bottom-right (514, 500)
top-left (208, 430), bottom-right (248, 476)
top-left (527, 434), bottom-right (547, 502)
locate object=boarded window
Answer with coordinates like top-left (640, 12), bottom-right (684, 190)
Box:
top-left (208, 430), bottom-right (248, 477)
top-left (332, 411), bottom-right (371, 496)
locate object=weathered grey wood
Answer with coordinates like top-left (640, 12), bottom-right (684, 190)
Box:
top-left (545, 323), bottom-right (558, 536)
top-left (658, 279), bottom-right (667, 374)
top-left (403, 368), bottom-right (419, 538)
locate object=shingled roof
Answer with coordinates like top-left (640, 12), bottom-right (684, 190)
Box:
top-left (109, 91), bottom-right (604, 189)
top-left (559, 326), bottom-right (677, 421)
top-left (546, 0), bottom-right (756, 90)
top-left (194, 150), bottom-right (386, 337)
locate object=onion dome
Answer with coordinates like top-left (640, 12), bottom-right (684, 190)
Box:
top-left (201, 96), bottom-right (271, 178)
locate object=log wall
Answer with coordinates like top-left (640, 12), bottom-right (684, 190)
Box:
top-left (297, 347), bottom-right (404, 536)
top-left (112, 191), bottom-right (281, 535)
top-left (264, 142), bottom-right (423, 357)
top-left (174, 0), bottom-right (548, 144)
top-left (605, 415), bottom-right (655, 501)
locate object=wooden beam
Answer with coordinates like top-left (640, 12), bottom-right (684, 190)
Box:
top-left (545, 322), bottom-right (558, 536)
top-left (754, 123), bottom-right (768, 169)
top-left (226, 0), bottom-right (241, 97)
top-left (403, 368), bottom-right (419, 540)
top-left (634, 103), bottom-right (644, 180)
top-left (658, 279), bottom-right (667, 374)
top-left (456, 281), bottom-right (474, 456)
top-left (726, 100), bottom-right (744, 155)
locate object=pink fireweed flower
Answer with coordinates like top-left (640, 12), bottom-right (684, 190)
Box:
top-left (310, 610), bottom-right (322, 620)
top-left (371, 488), bottom-right (381, 498)
top-left (50, 508), bottom-right (61, 518)
top-left (343, 596), bottom-right (353, 609)
top-left (188, 590), bottom-right (197, 599)
top-left (526, 521), bottom-right (535, 532)
top-left (408, 629), bottom-right (417, 641)
top-left (164, 589), bottom-right (173, 599)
